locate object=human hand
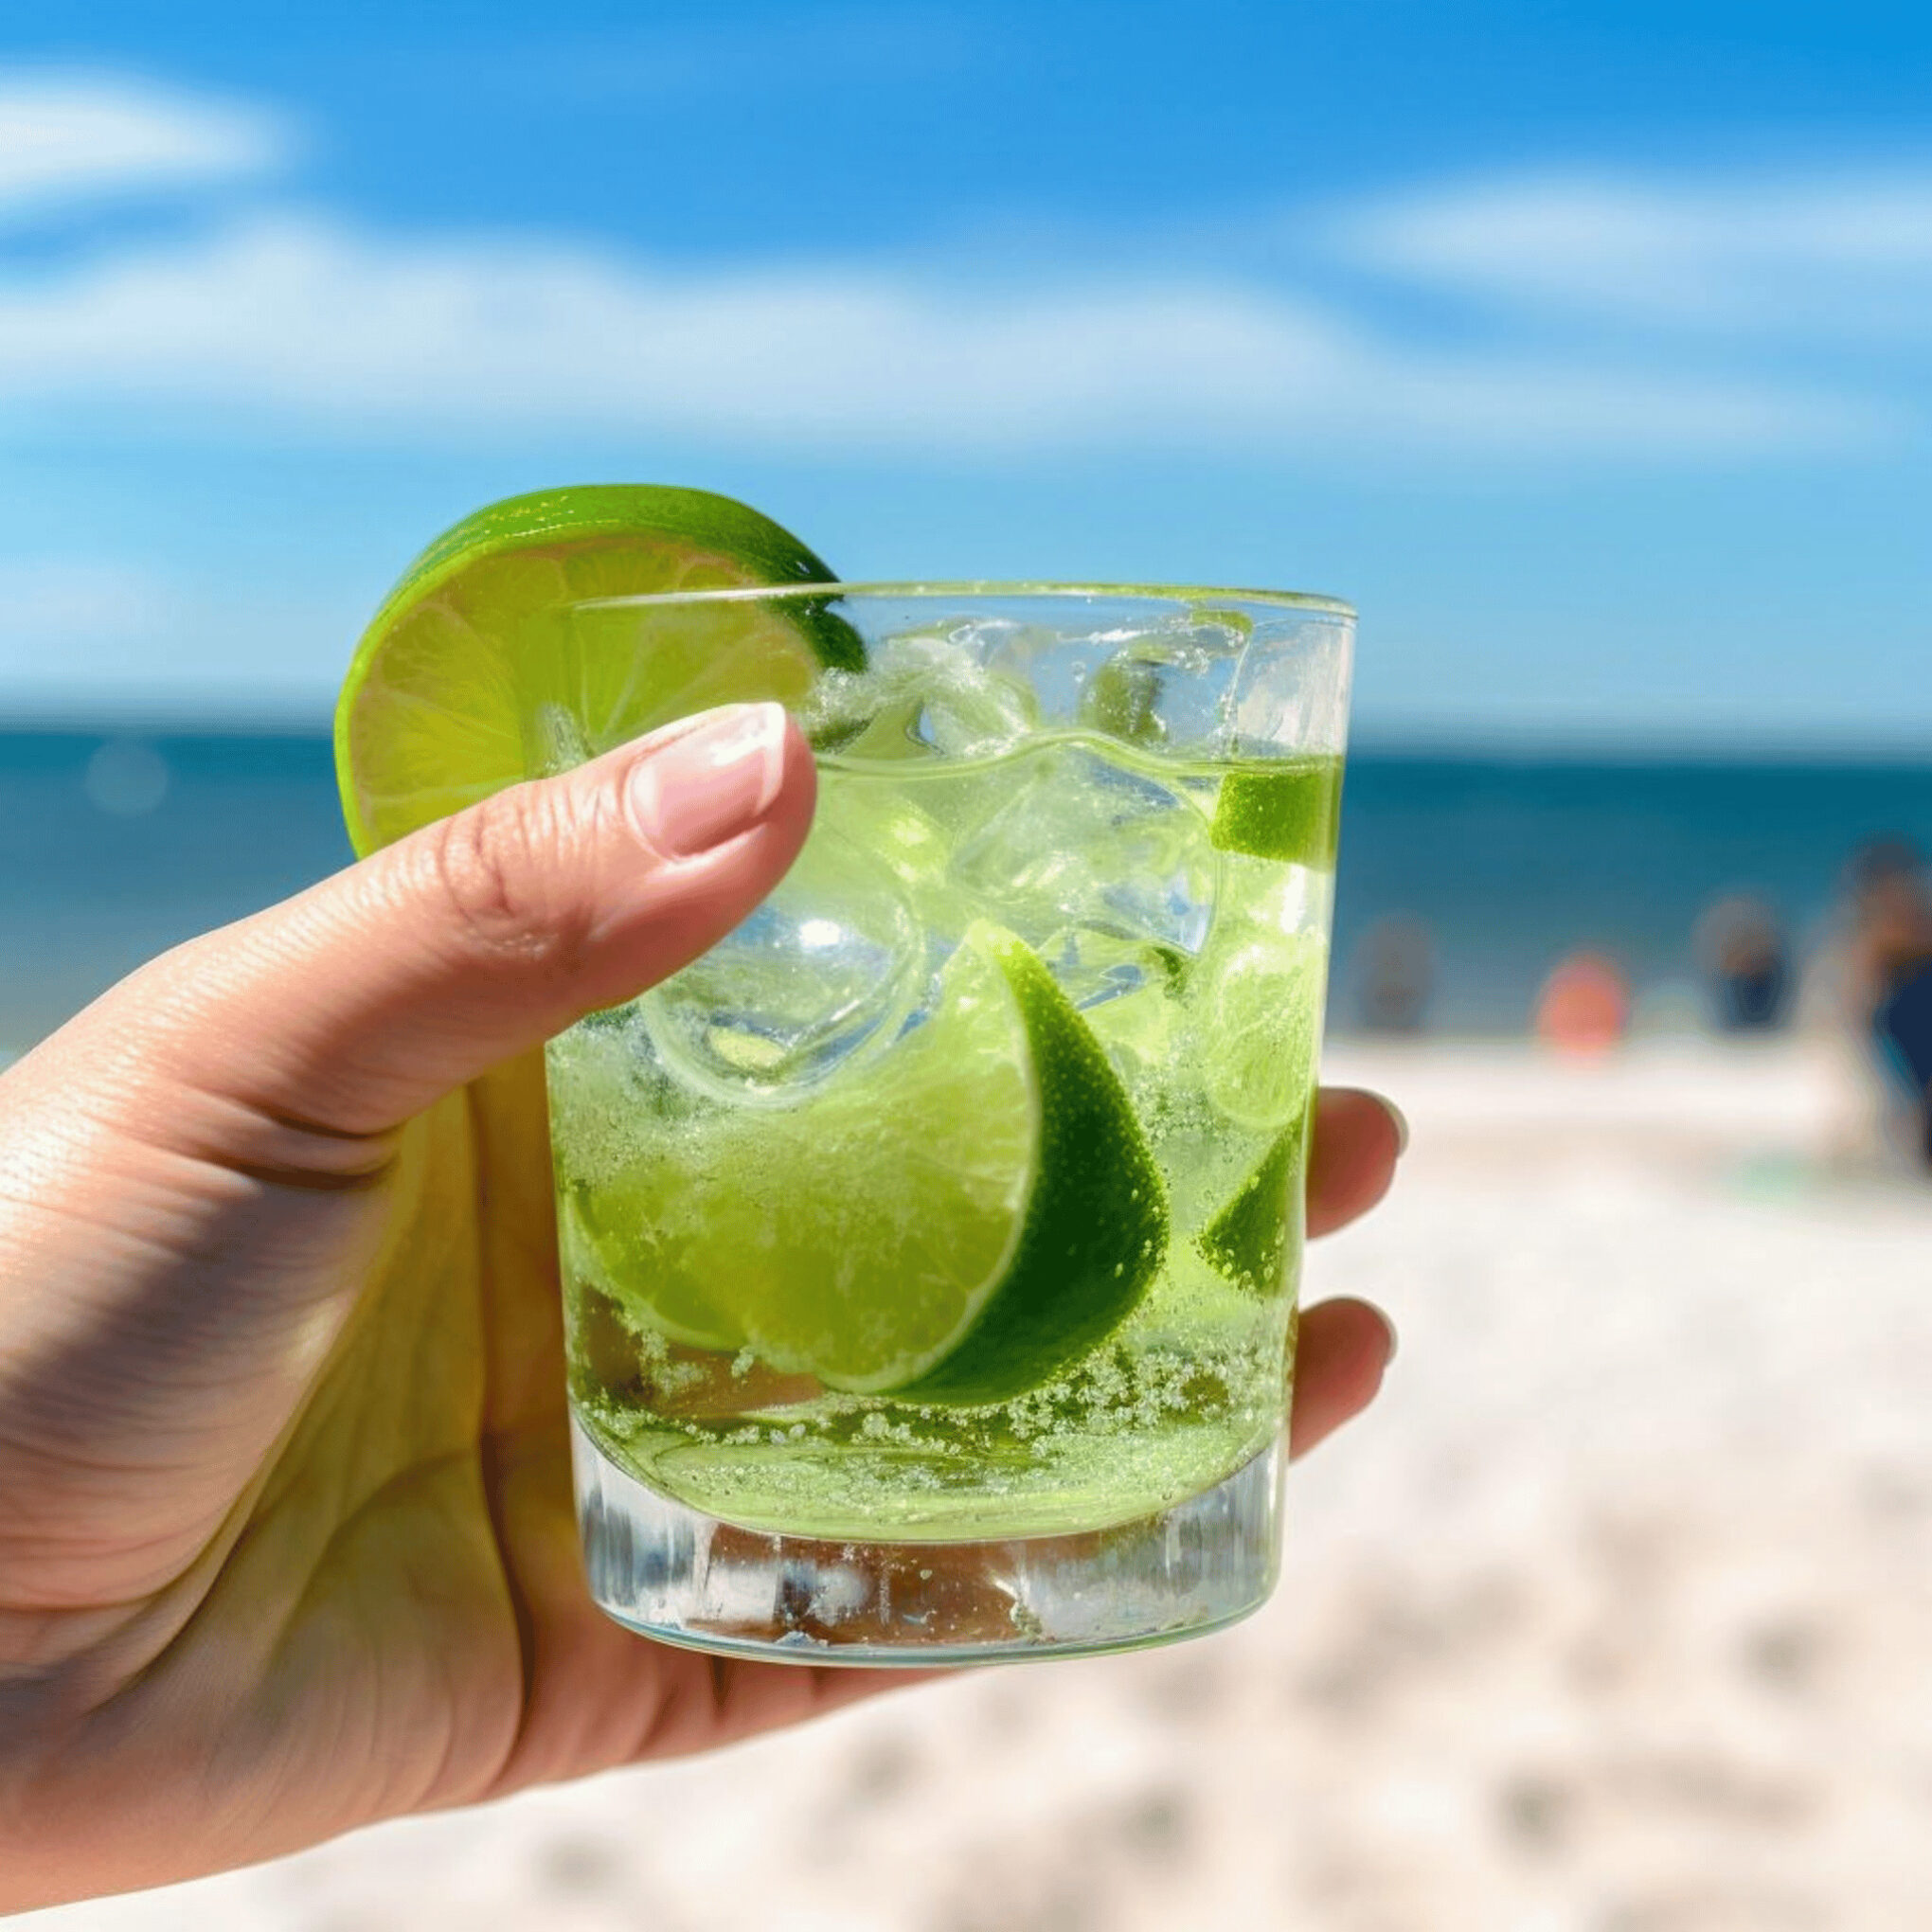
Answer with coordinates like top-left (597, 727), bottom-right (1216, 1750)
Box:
top-left (0, 703), bottom-right (1402, 1907)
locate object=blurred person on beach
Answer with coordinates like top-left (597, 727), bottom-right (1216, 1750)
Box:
top-left (1693, 893), bottom-right (1790, 1032)
top-left (1797, 837), bottom-right (1932, 1169)
top-left (1352, 912), bottom-right (1437, 1034)
top-left (1839, 839), bottom-right (1932, 1164)
top-left (0, 708), bottom-right (1405, 1910)
top-left (1534, 949), bottom-right (1631, 1056)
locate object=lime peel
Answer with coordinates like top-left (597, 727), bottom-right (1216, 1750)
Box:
top-left (894, 925), bottom-right (1170, 1404)
top-left (1210, 761), bottom-right (1343, 867)
top-left (1198, 1112), bottom-right (1306, 1297)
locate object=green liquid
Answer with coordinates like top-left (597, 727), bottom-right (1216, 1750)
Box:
top-left (548, 734), bottom-right (1337, 1541)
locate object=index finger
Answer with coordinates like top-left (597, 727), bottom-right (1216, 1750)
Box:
top-left (1307, 1086), bottom-right (1405, 1238)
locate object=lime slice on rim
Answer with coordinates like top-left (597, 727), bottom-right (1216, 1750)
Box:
top-left (567, 921), bottom-right (1169, 1405)
top-left (334, 484), bottom-right (863, 854)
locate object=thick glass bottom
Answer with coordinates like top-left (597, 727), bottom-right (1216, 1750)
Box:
top-left (571, 1414), bottom-right (1284, 1666)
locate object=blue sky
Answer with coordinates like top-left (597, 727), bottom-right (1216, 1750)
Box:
top-left (2, 0), bottom-right (1929, 746)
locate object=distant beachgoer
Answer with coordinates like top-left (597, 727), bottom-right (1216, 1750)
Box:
top-left (1534, 950), bottom-right (1630, 1056)
top-left (1353, 913), bottom-right (1436, 1033)
top-left (0, 708), bottom-right (1406, 1909)
top-left (1842, 839), bottom-right (1932, 1165)
top-left (1693, 894), bottom-right (1790, 1032)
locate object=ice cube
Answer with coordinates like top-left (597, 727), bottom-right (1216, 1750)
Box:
top-left (1037, 925), bottom-right (1190, 1011)
top-left (641, 823), bottom-right (923, 1105)
top-left (1075, 614), bottom-right (1248, 756)
top-left (1225, 611), bottom-right (1350, 758)
top-left (908, 651), bottom-right (1035, 759)
top-left (803, 630), bottom-right (1036, 763)
top-left (1192, 927), bottom-right (1328, 1131)
top-left (950, 743), bottom-right (1219, 960)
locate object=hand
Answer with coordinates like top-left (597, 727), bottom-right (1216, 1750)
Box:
top-left (0, 704), bottom-right (1403, 1907)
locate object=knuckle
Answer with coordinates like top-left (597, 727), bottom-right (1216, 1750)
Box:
top-left (419, 781), bottom-right (599, 985)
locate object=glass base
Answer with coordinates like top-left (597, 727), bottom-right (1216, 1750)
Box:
top-left (571, 1415), bottom-right (1284, 1666)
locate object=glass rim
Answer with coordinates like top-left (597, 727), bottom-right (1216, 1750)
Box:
top-left (571, 580), bottom-right (1356, 620)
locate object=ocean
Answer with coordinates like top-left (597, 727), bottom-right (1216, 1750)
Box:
top-left (4, 728), bottom-right (1931, 1055)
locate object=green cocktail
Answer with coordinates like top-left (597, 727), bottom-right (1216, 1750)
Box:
top-left (549, 588), bottom-right (1351, 1660)
top-left (333, 490), bottom-right (1351, 1664)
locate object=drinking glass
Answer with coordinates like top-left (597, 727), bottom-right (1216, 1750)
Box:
top-left (546, 584), bottom-right (1352, 1663)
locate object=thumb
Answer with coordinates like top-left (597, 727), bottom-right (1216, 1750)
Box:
top-left (122, 701), bottom-right (814, 1139)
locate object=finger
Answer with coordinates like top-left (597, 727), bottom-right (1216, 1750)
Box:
top-left (1307, 1087), bottom-right (1405, 1238)
top-left (1288, 1297), bottom-right (1397, 1458)
top-left (123, 703), bottom-right (814, 1138)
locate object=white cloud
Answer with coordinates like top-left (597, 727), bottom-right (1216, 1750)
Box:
top-left (0, 77), bottom-right (1904, 467)
top-left (0, 71), bottom-right (286, 221)
top-left (1331, 166), bottom-right (1932, 338)
top-left (0, 213), bottom-right (1886, 459)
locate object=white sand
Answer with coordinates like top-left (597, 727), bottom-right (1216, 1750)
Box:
top-left (20, 1038), bottom-right (1932, 1932)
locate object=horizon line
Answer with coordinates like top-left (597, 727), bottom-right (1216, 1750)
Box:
top-left (0, 708), bottom-right (1926, 768)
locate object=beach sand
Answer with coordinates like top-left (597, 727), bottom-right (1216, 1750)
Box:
top-left (19, 1037), bottom-right (1932, 1931)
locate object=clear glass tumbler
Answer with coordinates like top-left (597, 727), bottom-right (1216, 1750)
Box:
top-left (546, 584), bottom-right (1352, 1663)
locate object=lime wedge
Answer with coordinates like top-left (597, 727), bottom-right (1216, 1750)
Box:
top-left (334, 484), bottom-right (862, 855)
top-left (1198, 1115), bottom-right (1305, 1296)
top-left (1210, 760), bottom-right (1343, 867)
top-left (575, 922), bottom-right (1168, 1405)
top-left (562, 1179), bottom-right (746, 1353)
